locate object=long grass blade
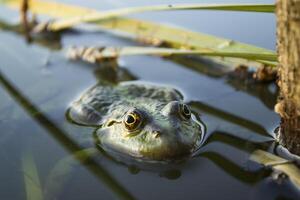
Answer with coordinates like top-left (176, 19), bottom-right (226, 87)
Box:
top-left (0, 70), bottom-right (135, 200)
top-left (1, 0), bottom-right (277, 67)
top-left (22, 148), bottom-right (43, 200)
top-left (250, 150), bottom-right (300, 189)
top-left (93, 18), bottom-right (278, 67)
top-left (67, 46), bottom-right (277, 65)
top-left (44, 148), bottom-right (98, 200)
top-left (40, 4), bottom-right (275, 31)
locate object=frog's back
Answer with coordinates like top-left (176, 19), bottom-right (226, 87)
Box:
top-left (117, 83), bottom-right (183, 101)
top-left (68, 82), bottom-right (183, 125)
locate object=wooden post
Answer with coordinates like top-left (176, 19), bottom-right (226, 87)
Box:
top-left (275, 0), bottom-right (300, 155)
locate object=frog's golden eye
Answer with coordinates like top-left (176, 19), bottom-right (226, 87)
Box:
top-left (123, 111), bottom-right (142, 131)
top-left (179, 104), bottom-right (191, 120)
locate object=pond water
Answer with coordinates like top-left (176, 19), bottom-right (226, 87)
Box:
top-left (0, 0), bottom-right (299, 200)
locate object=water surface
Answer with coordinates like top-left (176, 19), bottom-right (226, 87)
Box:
top-left (1, 1), bottom-right (298, 200)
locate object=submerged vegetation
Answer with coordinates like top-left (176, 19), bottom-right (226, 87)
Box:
top-left (0, 0), bottom-right (300, 199)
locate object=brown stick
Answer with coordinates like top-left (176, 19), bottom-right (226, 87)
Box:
top-left (20, 0), bottom-right (31, 42)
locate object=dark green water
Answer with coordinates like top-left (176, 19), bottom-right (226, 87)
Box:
top-left (0, 0), bottom-right (299, 200)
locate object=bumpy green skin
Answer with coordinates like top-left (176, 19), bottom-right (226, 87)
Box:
top-left (69, 82), bottom-right (203, 161)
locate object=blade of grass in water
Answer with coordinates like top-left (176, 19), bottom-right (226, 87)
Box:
top-left (36, 3), bottom-right (275, 31)
top-left (22, 148), bottom-right (43, 200)
top-left (250, 150), bottom-right (300, 189)
top-left (0, 70), bottom-right (135, 200)
top-left (44, 148), bottom-right (99, 200)
top-left (67, 46), bottom-right (277, 65)
top-left (1, 0), bottom-right (278, 67)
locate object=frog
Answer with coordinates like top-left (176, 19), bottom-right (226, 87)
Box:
top-left (67, 81), bottom-right (204, 161)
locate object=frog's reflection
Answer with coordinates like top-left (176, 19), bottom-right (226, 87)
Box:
top-left (93, 61), bottom-right (137, 84)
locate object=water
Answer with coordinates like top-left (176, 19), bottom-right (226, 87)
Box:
top-left (0, 0), bottom-right (299, 200)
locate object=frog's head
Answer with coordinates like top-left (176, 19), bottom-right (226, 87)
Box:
top-left (96, 101), bottom-right (203, 161)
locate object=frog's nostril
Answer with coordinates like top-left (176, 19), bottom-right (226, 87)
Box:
top-left (153, 130), bottom-right (161, 138)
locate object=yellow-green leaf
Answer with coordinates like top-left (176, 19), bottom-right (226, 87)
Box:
top-left (250, 150), bottom-right (300, 188)
top-left (67, 46), bottom-right (277, 65)
top-left (22, 148), bottom-right (43, 200)
top-left (40, 4), bottom-right (275, 31)
top-left (1, 0), bottom-right (278, 67)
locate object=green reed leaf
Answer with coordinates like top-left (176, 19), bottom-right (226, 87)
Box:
top-left (67, 46), bottom-right (277, 65)
top-left (250, 150), bottom-right (300, 189)
top-left (1, 0), bottom-right (278, 67)
top-left (22, 148), bottom-right (43, 200)
top-left (41, 4), bottom-right (275, 31)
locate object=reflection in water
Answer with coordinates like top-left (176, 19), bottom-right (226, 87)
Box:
top-left (197, 131), bottom-right (273, 184)
top-left (93, 63), bottom-right (137, 83)
top-left (0, 70), bottom-right (135, 200)
top-left (169, 55), bottom-right (278, 110)
top-left (202, 131), bottom-right (272, 152)
top-left (44, 148), bottom-right (98, 199)
top-left (0, 12), bottom-right (294, 200)
top-left (199, 152), bottom-right (270, 184)
top-left (159, 169), bottom-right (182, 180)
top-left (0, 67), bottom-right (278, 192)
top-left (226, 76), bottom-right (278, 110)
top-left (168, 54), bottom-right (231, 78)
top-left (127, 165), bottom-right (140, 174)
top-left (0, 19), bottom-right (62, 50)
top-left (190, 101), bottom-right (272, 137)
top-left (0, 65), bottom-right (279, 188)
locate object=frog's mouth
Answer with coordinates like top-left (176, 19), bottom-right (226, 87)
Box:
top-left (95, 129), bottom-right (197, 161)
top-left (93, 111), bottom-right (205, 162)
top-left (94, 138), bottom-right (192, 164)
top-left (139, 142), bottom-right (192, 161)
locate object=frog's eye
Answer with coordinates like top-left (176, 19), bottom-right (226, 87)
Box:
top-left (179, 104), bottom-right (191, 120)
top-left (123, 111), bottom-right (142, 131)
